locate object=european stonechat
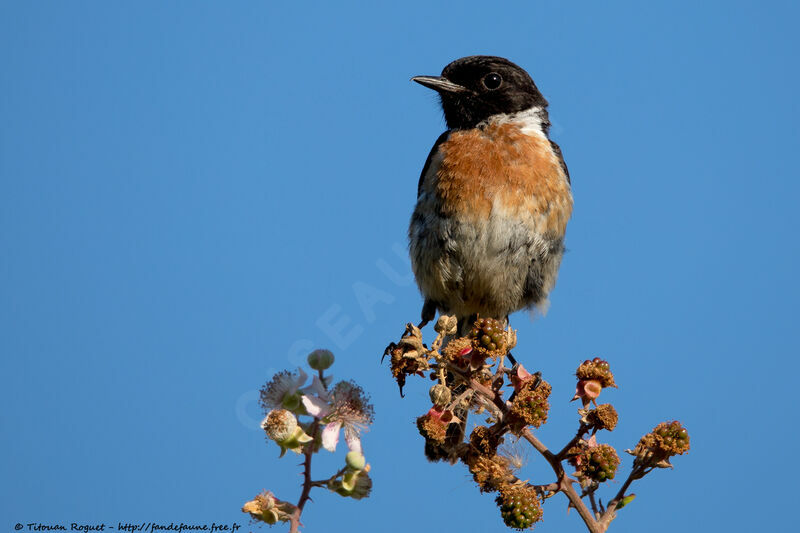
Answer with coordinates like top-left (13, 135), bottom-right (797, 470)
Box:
top-left (409, 56), bottom-right (573, 330)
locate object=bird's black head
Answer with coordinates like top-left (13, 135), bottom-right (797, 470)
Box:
top-left (412, 56), bottom-right (548, 130)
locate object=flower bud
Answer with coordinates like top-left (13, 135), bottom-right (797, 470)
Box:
top-left (307, 349), bottom-right (335, 371)
top-left (617, 494), bottom-right (636, 510)
top-left (434, 314), bottom-right (458, 336)
top-left (329, 470), bottom-right (373, 499)
top-left (429, 384), bottom-right (452, 407)
top-left (346, 450), bottom-right (366, 471)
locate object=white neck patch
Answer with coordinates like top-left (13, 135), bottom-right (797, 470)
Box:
top-left (479, 106), bottom-right (547, 139)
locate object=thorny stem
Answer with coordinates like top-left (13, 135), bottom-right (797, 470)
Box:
top-left (587, 489), bottom-right (600, 518)
top-left (532, 481), bottom-right (560, 503)
top-left (289, 420), bottom-right (319, 533)
top-left (598, 465), bottom-right (645, 528)
top-left (446, 388), bottom-right (474, 414)
top-left (289, 369), bottom-right (330, 533)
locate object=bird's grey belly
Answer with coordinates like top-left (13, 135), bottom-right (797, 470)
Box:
top-left (409, 204), bottom-right (564, 319)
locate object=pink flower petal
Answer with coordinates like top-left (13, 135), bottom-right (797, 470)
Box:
top-left (301, 394), bottom-right (330, 418)
top-left (344, 426), bottom-right (362, 454)
top-left (295, 367), bottom-right (309, 388)
top-left (301, 375), bottom-right (330, 401)
top-left (321, 421), bottom-right (342, 452)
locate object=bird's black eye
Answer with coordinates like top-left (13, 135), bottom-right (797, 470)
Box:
top-left (482, 72), bottom-right (502, 90)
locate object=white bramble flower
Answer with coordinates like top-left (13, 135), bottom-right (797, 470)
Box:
top-left (302, 380), bottom-right (374, 453)
top-left (260, 368), bottom-right (308, 412)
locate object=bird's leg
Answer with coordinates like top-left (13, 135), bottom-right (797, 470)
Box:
top-left (457, 313), bottom-right (478, 336)
top-left (503, 315), bottom-right (519, 366)
top-left (418, 299), bottom-right (438, 329)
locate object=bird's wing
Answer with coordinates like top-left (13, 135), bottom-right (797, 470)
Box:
top-left (549, 139), bottom-right (571, 184)
top-left (417, 131), bottom-right (451, 197)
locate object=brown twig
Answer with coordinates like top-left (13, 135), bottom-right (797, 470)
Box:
top-left (598, 465), bottom-right (644, 528)
top-left (309, 466), bottom-right (348, 488)
top-left (556, 423), bottom-right (590, 460)
top-left (520, 429), bottom-right (603, 533)
top-left (587, 488), bottom-right (600, 519)
top-left (461, 371), bottom-right (604, 533)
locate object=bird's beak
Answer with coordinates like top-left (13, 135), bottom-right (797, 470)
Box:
top-left (411, 75), bottom-right (467, 93)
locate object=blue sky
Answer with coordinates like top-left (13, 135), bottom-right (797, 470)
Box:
top-left (1, 1), bottom-right (798, 532)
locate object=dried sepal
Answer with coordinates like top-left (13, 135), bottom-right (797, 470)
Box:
top-left (465, 454), bottom-right (517, 493)
top-left (416, 406), bottom-right (456, 445)
top-left (442, 336), bottom-right (476, 368)
top-left (242, 491), bottom-right (296, 525)
top-left (384, 323), bottom-right (431, 394)
top-left (469, 425), bottom-right (503, 457)
top-left (582, 403), bottom-right (618, 432)
top-left (328, 468), bottom-right (373, 499)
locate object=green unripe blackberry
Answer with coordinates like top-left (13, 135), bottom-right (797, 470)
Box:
top-left (584, 444), bottom-right (620, 482)
top-left (652, 421), bottom-right (690, 455)
top-left (496, 485), bottom-right (542, 530)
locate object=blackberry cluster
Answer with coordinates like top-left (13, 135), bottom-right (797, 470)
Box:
top-left (630, 420), bottom-right (690, 467)
top-left (569, 443), bottom-right (620, 483)
top-left (576, 357), bottom-right (617, 388)
top-left (654, 421), bottom-right (690, 453)
top-left (469, 317), bottom-right (508, 354)
top-left (508, 380), bottom-right (551, 431)
top-left (496, 485), bottom-right (542, 530)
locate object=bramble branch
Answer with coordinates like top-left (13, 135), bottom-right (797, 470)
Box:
top-left (385, 315), bottom-right (690, 532)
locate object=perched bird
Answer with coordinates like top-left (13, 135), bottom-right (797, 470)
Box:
top-left (409, 56), bottom-right (573, 331)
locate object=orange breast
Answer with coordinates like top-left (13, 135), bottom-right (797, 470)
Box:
top-left (435, 123), bottom-right (573, 236)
